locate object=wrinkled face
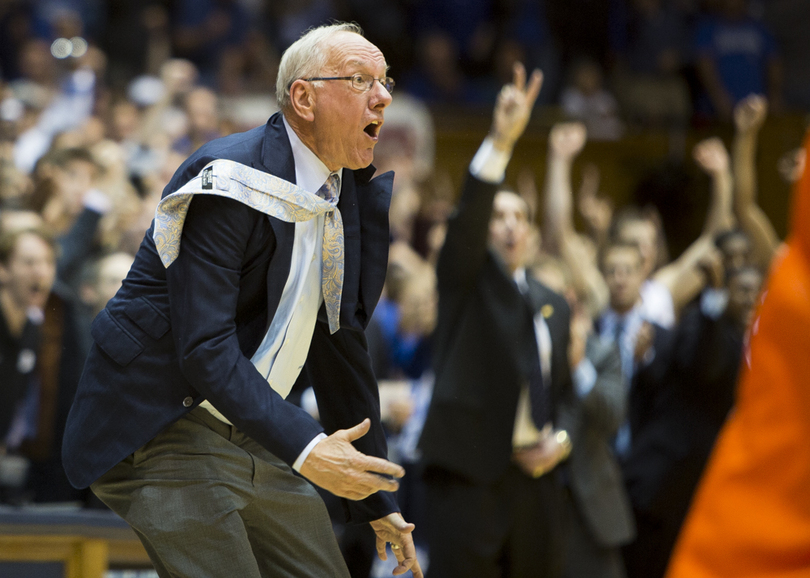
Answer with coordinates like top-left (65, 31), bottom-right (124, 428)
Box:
top-left (309, 32), bottom-right (392, 171)
top-left (0, 233), bottom-right (56, 310)
top-left (726, 269), bottom-right (762, 328)
top-left (617, 219), bottom-right (658, 277)
top-left (489, 191), bottom-right (531, 273)
top-left (603, 246), bottom-right (645, 313)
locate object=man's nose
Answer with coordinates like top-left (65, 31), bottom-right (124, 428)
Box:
top-left (371, 80), bottom-right (392, 109)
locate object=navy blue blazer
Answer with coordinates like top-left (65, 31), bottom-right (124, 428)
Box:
top-left (62, 113), bottom-right (397, 523)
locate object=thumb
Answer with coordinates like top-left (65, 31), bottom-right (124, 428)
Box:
top-left (342, 418), bottom-right (371, 442)
top-left (386, 513), bottom-right (416, 533)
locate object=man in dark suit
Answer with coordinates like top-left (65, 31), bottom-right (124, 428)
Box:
top-left (620, 263), bottom-right (762, 578)
top-left (62, 22), bottom-right (421, 578)
top-left (595, 240), bottom-right (678, 578)
top-left (418, 65), bottom-right (574, 578)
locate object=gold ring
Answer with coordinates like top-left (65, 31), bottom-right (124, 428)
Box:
top-left (391, 543), bottom-right (401, 550)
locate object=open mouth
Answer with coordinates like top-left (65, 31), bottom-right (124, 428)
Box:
top-left (364, 120), bottom-right (381, 140)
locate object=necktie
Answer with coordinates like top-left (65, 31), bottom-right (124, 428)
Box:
top-left (315, 173), bottom-right (344, 333)
top-left (516, 276), bottom-right (551, 429)
top-left (529, 345), bottom-right (550, 429)
top-left (153, 159), bottom-right (345, 334)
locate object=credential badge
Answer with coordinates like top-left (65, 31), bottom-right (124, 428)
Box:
top-left (202, 166), bottom-right (213, 190)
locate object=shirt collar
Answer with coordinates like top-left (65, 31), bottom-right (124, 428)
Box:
top-left (282, 115), bottom-right (343, 197)
top-left (602, 302), bottom-right (644, 330)
top-left (513, 267), bottom-right (529, 294)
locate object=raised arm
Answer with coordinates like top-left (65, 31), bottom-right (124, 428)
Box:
top-left (543, 122), bottom-right (587, 249)
top-left (732, 95), bottom-right (780, 269)
top-left (652, 138), bottom-right (735, 313)
top-left (436, 63), bottom-right (542, 290)
top-left (542, 122), bottom-right (609, 316)
top-left (693, 137), bottom-right (735, 235)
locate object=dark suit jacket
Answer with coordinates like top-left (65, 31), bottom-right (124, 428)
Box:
top-left (557, 336), bottom-right (635, 547)
top-left (622, 303), bottom-right (741, 521)
top-left (62, 113), bottom-right (397, 523)
top-left (419, 174), bottom-right (573, 485)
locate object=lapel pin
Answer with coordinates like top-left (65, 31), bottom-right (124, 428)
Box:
top-left (541, 304), bottom-right (554, 319)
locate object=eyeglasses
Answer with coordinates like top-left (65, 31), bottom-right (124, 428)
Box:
top-left (302, 73), bottom-right (395, 93)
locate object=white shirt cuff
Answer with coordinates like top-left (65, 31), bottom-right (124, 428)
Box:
top-left (700, 288), bottom-right (729, 319)
top-left (469, 137), bottom-right (510, 184)
top-left (573, 357), bottom-right (598, 398)
top-left (292, 432), bottom-right (327, 472)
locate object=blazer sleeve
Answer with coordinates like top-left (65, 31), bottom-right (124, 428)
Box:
top-left (579, 338), bottom-right (626, 436)
top-left (166, 194), bottom-right (325, 467)
top-left (436, 173), bottom-right (499, 294)
top-left (304, 317), bottom-right (399, 524)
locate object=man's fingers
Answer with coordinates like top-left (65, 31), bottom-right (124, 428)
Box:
top-left (388, 518), bottom-right (416, 533)
top-left (375, 536), bottom-right (388, 562)
top-left (341, 418), bottom-right (371, 442)
top-left (512, 61), bottom-right (526, 91)
top-left (362, 454), bottom-right (405, 479)
top-left (393, 542), bottom-right (422, 577)
top-left (525, 69), bottom-right (544, 106)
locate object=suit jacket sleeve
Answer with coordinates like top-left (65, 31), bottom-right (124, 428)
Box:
top-left (304, 318), bottom-right (399, 523)
top-left (166, 194), bottom-right (325, 467)
top-left (579, 337), bottom-right (626, 436)
top-left (630, 324), bottom-right (675, 436)
top-left (437, 173), bottom-right (499, 294)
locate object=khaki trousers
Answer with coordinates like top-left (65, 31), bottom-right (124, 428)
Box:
top-left (92, 407), bottom-right (350, 578)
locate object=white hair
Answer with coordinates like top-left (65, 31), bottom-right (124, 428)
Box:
top-left (275, 22), bottom-right (365, 112)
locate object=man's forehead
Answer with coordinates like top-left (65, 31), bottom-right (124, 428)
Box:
top-left (605, 247), bottom-right (641, 266)
top-left (493, 191), bottom-right (529, 216)
top-left (326, 33), bottom-right (387, 71)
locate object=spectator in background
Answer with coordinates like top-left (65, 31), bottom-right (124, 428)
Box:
top-left (171, 86), bottom-right (222, 156)
top-left (561, 58), bottom-right (624, 141)
top-left (609, 134), bottom-right (734, 324)
top-left (610, 0), bottom-right (691, 127)
top-left (29, 147), bottom-right (111, 290)
top-left (622, 254), bottom-right (762, 578)
top-left (534, 259), bottom-right (635, 578)
top-left (694, 0), bottom-right (782, 121)
top-left (596, 241), bottom-right (674, 458)
top-left (0, 226), bottom-right (87, 505)
top-left (0, 228), bottom-right (55, 464)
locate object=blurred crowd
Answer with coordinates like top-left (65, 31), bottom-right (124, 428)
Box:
top-left (0, 1), bottom-right (806, 577)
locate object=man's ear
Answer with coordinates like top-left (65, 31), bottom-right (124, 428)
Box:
top-left (289, 80), bottom-right (316, 122)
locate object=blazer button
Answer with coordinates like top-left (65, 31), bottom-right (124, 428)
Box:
top-left (182, 396), bottom-right (193, 407)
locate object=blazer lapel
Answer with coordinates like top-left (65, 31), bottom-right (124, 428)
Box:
top-left (354, 167), bottom-right (393, 329)
top-left (256, 113), bottom-right (296, 325)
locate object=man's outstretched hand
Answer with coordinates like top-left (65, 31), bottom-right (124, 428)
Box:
top-left (299, 418), bottom-right (404, 500)
top-left (371, 512), bottom-right (424, 578)
top-left (490, 63), bottom-right (544, 152)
